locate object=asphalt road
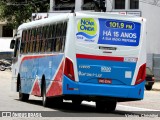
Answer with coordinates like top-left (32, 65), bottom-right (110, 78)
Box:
top-left (0, 70), bottom-right (160, 119)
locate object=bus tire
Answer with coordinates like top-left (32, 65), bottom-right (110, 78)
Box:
top-left (18, 78), bottom-right (29, 101)
top-left (96, 101), bottom-right (106, 112)
top-left (72, 99), bottom-right (82, 106)
top-left (145, 85), bottom-right (152, 90)
top-left (42, 81), bottom-right (50, 107)
top-left (50, 97), bottom-right (63, 107)
top-left (96, 100), bottom-right (117, 112)
top-left (105, 100), bottom-right (117, 112)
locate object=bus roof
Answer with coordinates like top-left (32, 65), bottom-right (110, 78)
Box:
top-left (18, 13), bottom-right (70, 30)
top-left (18, 11), bottom-right (144, 31)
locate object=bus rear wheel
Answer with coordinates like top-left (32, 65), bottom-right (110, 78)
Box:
top-left (19, 81), bottom-right (29, 101)
top-left (145, 85), bottom-right (152, 90)
top-left (42, 81), bottom-right (50, 107)
top-left (96, 100), bottom-right (117, 112)
top-left (72, 99), bottom-right (82, 106)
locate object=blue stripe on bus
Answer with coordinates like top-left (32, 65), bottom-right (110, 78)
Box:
top-left (20, 54), bottom-right (64, 94)
top-left (76, 58), bottom-right (136, 85)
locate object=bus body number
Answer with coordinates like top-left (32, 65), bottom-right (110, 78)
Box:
top-left (101, 66), bottom-right (111, 72)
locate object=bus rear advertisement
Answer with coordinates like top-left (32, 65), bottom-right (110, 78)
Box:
top-left (10, 12), bottom-right (146, 112)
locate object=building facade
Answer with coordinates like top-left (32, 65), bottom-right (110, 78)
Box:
top-left (0, 21), bottom-right (13, 53)
top-left (49, 0), bottom-right (160, 80)
top-left (49, 0), bottom-right (160, 54)
top-left (0, 21), bottom-right (13, 38)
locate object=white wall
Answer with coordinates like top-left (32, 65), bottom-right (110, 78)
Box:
top-left (0, 38), bottom-right (13, 52)
top-left (140, 2), bottom-right (160, 54)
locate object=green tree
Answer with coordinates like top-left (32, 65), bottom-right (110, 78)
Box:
top-left (0, 0), bottom-right (49, 29)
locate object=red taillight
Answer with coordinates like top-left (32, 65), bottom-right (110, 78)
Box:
top-left (135, 63), bottom-right (146, 85)
top-left (152, 77), bottom-right (155, 81)
top-left (64, 57), bottom-right (75, 81)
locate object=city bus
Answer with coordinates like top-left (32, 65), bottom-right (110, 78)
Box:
top-left (10, 11), bottom-right (146, 112)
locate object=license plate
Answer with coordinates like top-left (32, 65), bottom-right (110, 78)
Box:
top-left (98, 78), bottom-right (112, 84)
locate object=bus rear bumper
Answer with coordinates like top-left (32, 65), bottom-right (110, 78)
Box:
top-left (63, 76), bottom-right (145, 100)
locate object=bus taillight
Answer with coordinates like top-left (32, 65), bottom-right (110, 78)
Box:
top-left (64, 57), bottom-right (75, 81)
top-left (135, 63), bottom-right (146, 85)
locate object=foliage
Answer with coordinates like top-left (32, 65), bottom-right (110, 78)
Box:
top-left (0, 0), bottom-right (49, 29)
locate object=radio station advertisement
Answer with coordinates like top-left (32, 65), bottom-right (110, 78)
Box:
top-left (76, 18), bottom-right (141, 46)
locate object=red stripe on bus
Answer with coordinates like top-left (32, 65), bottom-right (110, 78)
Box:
top-left (46, 60), bottom-right (64, 97)
top-left (76, 54), bottom-right (124, 62)
top-left (31, 80), bottom-right (41, 96)
top-left (21, 55), bottom-right (56, 64)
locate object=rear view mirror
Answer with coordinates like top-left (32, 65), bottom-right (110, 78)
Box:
top-left (10, 40), bottom-right (15, 49)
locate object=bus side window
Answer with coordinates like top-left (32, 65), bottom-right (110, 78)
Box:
top-left (45, 25), bottom-right (50, 52)
top-left (62, 22), bottom-right (67, 52)
top-left (55, 23), bottom-right (61, 52)
top-left (30, 29), bottom-right (34, 53)
top-left (30, 28), bottom-right (36, 53)
top-left (24, 30), bottom-right (29, 53)
top-left (46, 25), bottom-right (51, 52)
top-left (39, 27), bottom-right (42, 52)
top-left (55, 40), bottom-right (60, 52)
top-left (60, 23), bottom-right (64, 52)
top-left (56, 22), bottom-right (64, 53)
top-left (14, 38), bottom-right (20, 57)
top-left (41, 26), bottom-right (46, 52)
top-left (39, 27), bottom-right (43, 53)
top-left (52, 24), bottom-right (57, 52)
top-left (32, 28), bottom-right (37, 52)
top-left (44, 26), bottom-right (47, 52)
top-left (20, 30), bottom-right (26, 53)
top-left (36, 27), bottom-right (41, 52)
top-left (27, 30), bottom-right (31, 53)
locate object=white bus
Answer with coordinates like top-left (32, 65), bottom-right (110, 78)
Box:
top-left (10, 11), bottom-right (146, 112)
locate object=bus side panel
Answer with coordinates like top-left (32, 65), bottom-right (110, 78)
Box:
top-left (46, 58), bottom-right (64, 97)
top-left (19, 54), bottom-right (64, 97)
top-left (20, 56), bottom-right (41, 95)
